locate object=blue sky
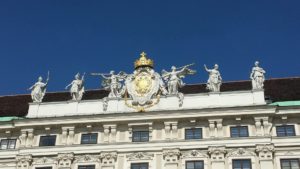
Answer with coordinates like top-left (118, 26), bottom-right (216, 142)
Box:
top-left (0, 0), bottom-right (299, 95)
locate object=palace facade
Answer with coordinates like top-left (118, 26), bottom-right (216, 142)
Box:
top-left (0, 54), bottom-right (300, 169)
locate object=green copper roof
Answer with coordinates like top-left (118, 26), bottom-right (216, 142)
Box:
top-left (270, 101), bottom-right (300, 107)
top-left (0, 116), bottom-right (24, 122)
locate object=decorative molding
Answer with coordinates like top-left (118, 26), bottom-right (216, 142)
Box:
top-left (57, 153), bottom-right (74, 168)
top-left (16, 154), bottom-right (32, 169)
top-left (182, 150), bottom-right (208, 158)
top-left (126, 152), bottom-right (154, 161)
top-left (208, 146), bottom-right (226, 155)
top-left (32, 157), bottom-right (56, 165)
top-left (255, 144), bottom-right (275, 153)
top-left (227, 148), bottom-right (256, 158)
top-left (163, 149), bottom-right (181, 159)
top-left (100, 151), bottom-right (117, 166)
top-left (74, 154), bottom-right (100, 163)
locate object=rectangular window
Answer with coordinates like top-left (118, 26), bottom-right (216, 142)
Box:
top-left (78, 165), bottom-right (95, 169)
top-left (81, 133), bottom-right (98, 144)
top-left (281, 159), bottom-right (300, 169)
top-left (185, 128), bottom-right (202, 140)
top-left (230, 126), bottom-right (249, 137)
top-left (131, 163), bottom-right (149, 169)
top-left (36, 167), bottom-right (52, 169)
top-left (186, 161), bottom-right (204, 169)
top-left (232, 159), bottom-right (251, 169)
top-left (39, 135), bottom-right (56, 146)
top-left (276, 125), bottom-right (296, 137)
top-left (132, 131), bottom-right (149, 142)
top-left (0, 139), bottom-right (16, 150)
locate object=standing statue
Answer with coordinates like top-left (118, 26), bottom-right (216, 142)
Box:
top-left (28, 71), bottom-right (49, 103)
top-left (250, 61), bottom-right (266, 90)
top-left (162, 64), bottom-right (196, 95)
top-left (91, 70), bottom-right (127, 98)
top-left (65, 73), bottom-right (85, 101)
top-left (204, 64), bottom-right (222, 92)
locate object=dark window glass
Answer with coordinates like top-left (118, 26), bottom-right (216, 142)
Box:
top-left (232, 159), bottom-right (251, 169)
top-left (185, 128), bottom-right (202, 140)
top-left (276, 125), bottom-right (296, 137)
top-left (36, 167), bottom-right (52, 169)
top-left (281, 159), bottom-right (300, 169)
top-left (132, 131), bottom-right (149, 142)
top-left (39, 135), bottom-right (56, 146)
top-left (186, 161), bottom-right (204, 169)
top-left (81, 133), bottom-right (98, 144)
top-left (78, 165), bottom-right (95, 169)
top-left (230, 126), bottom-right (249, 137)
top-left (131, 163), bottom-right (149, 169)
top-left (0, 139), bottom-right (16, 149)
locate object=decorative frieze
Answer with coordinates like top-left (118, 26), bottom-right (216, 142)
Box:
top-left (74, 154), bottom-right (100, 163)
top-left (100, 152), bottom-right (118, 166)
top-left (57, 153), bottom-right (74, 168)
top-left (181, 150), bottom-right (208, 159)
top-left (32, 157), bottom-right (56, 165)
top-left (16, 155), bottom-right (32, 169)
top-left (163, 149), bottom-right (181, 163)
top-left (256, 144), bottom-right (275, 160)
top-left (208, 146), bottom-right (226, 161)
top-left (227, 148), bottom-right (256, 158)
top-left (126, 152), bottom-right (154, 161)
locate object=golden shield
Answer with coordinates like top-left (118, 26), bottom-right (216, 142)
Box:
top-left (134, 72), bottom-right (152, 96)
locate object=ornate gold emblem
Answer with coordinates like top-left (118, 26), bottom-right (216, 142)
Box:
top-left (134, 52), bottom-right (154, 69)
top-left (134, 72), bottom-right (152, 96)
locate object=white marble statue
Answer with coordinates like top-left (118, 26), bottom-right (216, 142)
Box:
top-left (28, 72), bottom-right (49, 103)
top-left (204, 64), bottom-right (222, 92)
top-left (162, 64), bottom-right (196, 95)
top-left (91, 70), bottom-right (127, 98)
top-left (65, 73), bottom-right (85, 101)
top-left (250, 61), bottom-right (266, 90)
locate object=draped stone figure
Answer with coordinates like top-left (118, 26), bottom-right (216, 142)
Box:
top-left (65, 73), bottom-right (85, 101)
top-left (204, 64), bottom-right (222, 92)
top-left (28, 72), bottom-right (49, 103)
top-left (162, 64), bottom-right (196, 95)
top-left (91, 70), bottom-right (127, 98)
top-left (250, 61), bottom-right (266, 90)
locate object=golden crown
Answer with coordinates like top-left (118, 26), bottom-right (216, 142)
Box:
top-left (134, 52), bottom-right (154, 69)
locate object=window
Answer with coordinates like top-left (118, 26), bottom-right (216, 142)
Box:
top-left (232, 159), bottom-right (251, 169)
top-left (81, 133), bottom-right (98, 144)
top-left (131, 163), bottom-right (148, 169)
top-left (36, 167), bottom-right (52, 169)
top-left (281, 159), bottom-right (300, 169)
top-left (39, 135), bottom-right (56, 146)
top-left (276, 125), bottom-right (296, 137)
top-left (78, 165), bottom-right (95, 169)
top-left (132, 131), bottom-right (149, 142)
top-left (230, 126), bottom-right (249, 137)
top-left (186, 161), bottom-right (204, 169)
top-left (0, 139), bottom-right (16, 150)
top-left (185, 128), bottom-right (202, 140)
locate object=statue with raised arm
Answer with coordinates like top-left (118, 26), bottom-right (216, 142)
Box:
top-left (65, 73), bottom-right (85, 101)
top-left (91, 70), bottom-right (127, 98)
top-left (250, 61), bottom-right (266, 90)
top-left (28, 71), bottom-right (49, 103)
top-left (204, 64), bottom-right (222, 92)
top-left (162, 64), bottom-right (196, 95)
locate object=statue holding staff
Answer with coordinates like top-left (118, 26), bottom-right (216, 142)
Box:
top-left (250, 61), bottom-right (266, 90)
top-left (91, 70), bottom-right (127, 98)
top-left (204, 64), bottom-right (222, 92)
top-left (162, 63), bottom-right (196, 95)
top-left (65, 73), bottom-right (85, 101)
top-left (28, 71), bottom-right (50, 103)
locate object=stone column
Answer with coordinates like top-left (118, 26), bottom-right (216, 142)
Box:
top-left (26, 129), bottom-right (34, 147)
top-left (100, 152), bottom-right (117, 169)
top-left (19, 130), bottom-right (27, 148)
top-left (164, 121), bottom-right (178, 140)
top-left (163, 149), bottom-right (181, 169)
top-left (57, 153), bottom-right (74, 169)
top-left (16, 155), bottom-right (32, 169)
top-left (256, 144), bottom-right (275, 169)
top-left (67, 127), bottom-right (75, 145)
top-left (254, 117), bottom-right (263, 136)
top-left (208, 146), bottom-right (226, 169)
top-left (103, 124), bottom-right (117, 143)
top-left (208, 119), bottom-right (223, 138)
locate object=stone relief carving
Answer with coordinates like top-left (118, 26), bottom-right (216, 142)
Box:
top-left (32, 157), bottom-right (56, 165)
top-left (204, 64), bottom-right (222, 92)
top-left (208, 146), bottom-right (226, 161)
top-left (250, 61), bottom-right (266, 90)
top-left (57, 153), bottom-right (74, 168)
top-left (163, 149), bottom-right (181, 163)
top-left (65, 73), bottom-right (85, 101)
top-left (182, 150), bottom-right (208, 158)
top-left (256, 144), bottom-right (275, 160)
top-left (126, 152), bottom-right (154, 161)
top-left (100, 152), bottom-right (117, 163)
top-left (227, 148), bottom-right (256, 157)
top-left (28, 71), bottom-right (49, 103)
top-left (74, 155), bottom-right (100, 163)
top-left (16, 155), bottom-right (32, 169)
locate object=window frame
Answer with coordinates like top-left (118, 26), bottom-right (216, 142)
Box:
top-left (276, 125), bottom-right (296, 137)
top-left (132, 131), bottom-right (149, 142)
top-left (0, 138), bottom-right (16, 150)
top-left (185, 128), bottom-right (203, 140)
top-left (232, 159), bottom-right (252, 169)
top-left (35, 167), bottom-right (53, 169)
top-left (230, 126), bottom-right (249, 138)
top-left (81, 133), bottom-right (98, 144)
top-left (39, 135), bottom-right (57, 147)
top-left (185, 160), bottom-right (204, 169)
top-left (77, 165), bottom-right (96, 169)
top-left (130, 162), bottom-right (149, 169)
top-left (280, 159), bottom-right (300, 169)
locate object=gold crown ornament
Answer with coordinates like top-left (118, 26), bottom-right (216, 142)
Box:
top-left (134, 52), bottom-right (154, 69)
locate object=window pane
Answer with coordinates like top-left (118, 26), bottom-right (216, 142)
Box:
top-left (1, 140), bottom-right (8, 149)
top-left (281, 159), bottom-right (300, 169)
top-left (131, 163), bottom-right (148, 169)
top-left (39, 135), bottom-right (56, 146)
top-left (231, 126), bottom-right (248, 137)
top-left (78, 165), bottom-right (95, 169)
top-left (81, 133), bottom-right (98, 144)
top-left (186, 161), bottom-right (203, 169)
top-left (185, 128), bottom-right (202, 140)
top-left (233, 159), bottom-right (251, 169)
top-left (277, 125), bottom-right (296, 137)
top-left (8, 139), bottom-right (16, 149)
top-left (132, 131), bottom-right (149, 142)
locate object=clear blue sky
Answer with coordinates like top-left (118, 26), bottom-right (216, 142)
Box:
top-left (0, 0), bottom-right (299, 95)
